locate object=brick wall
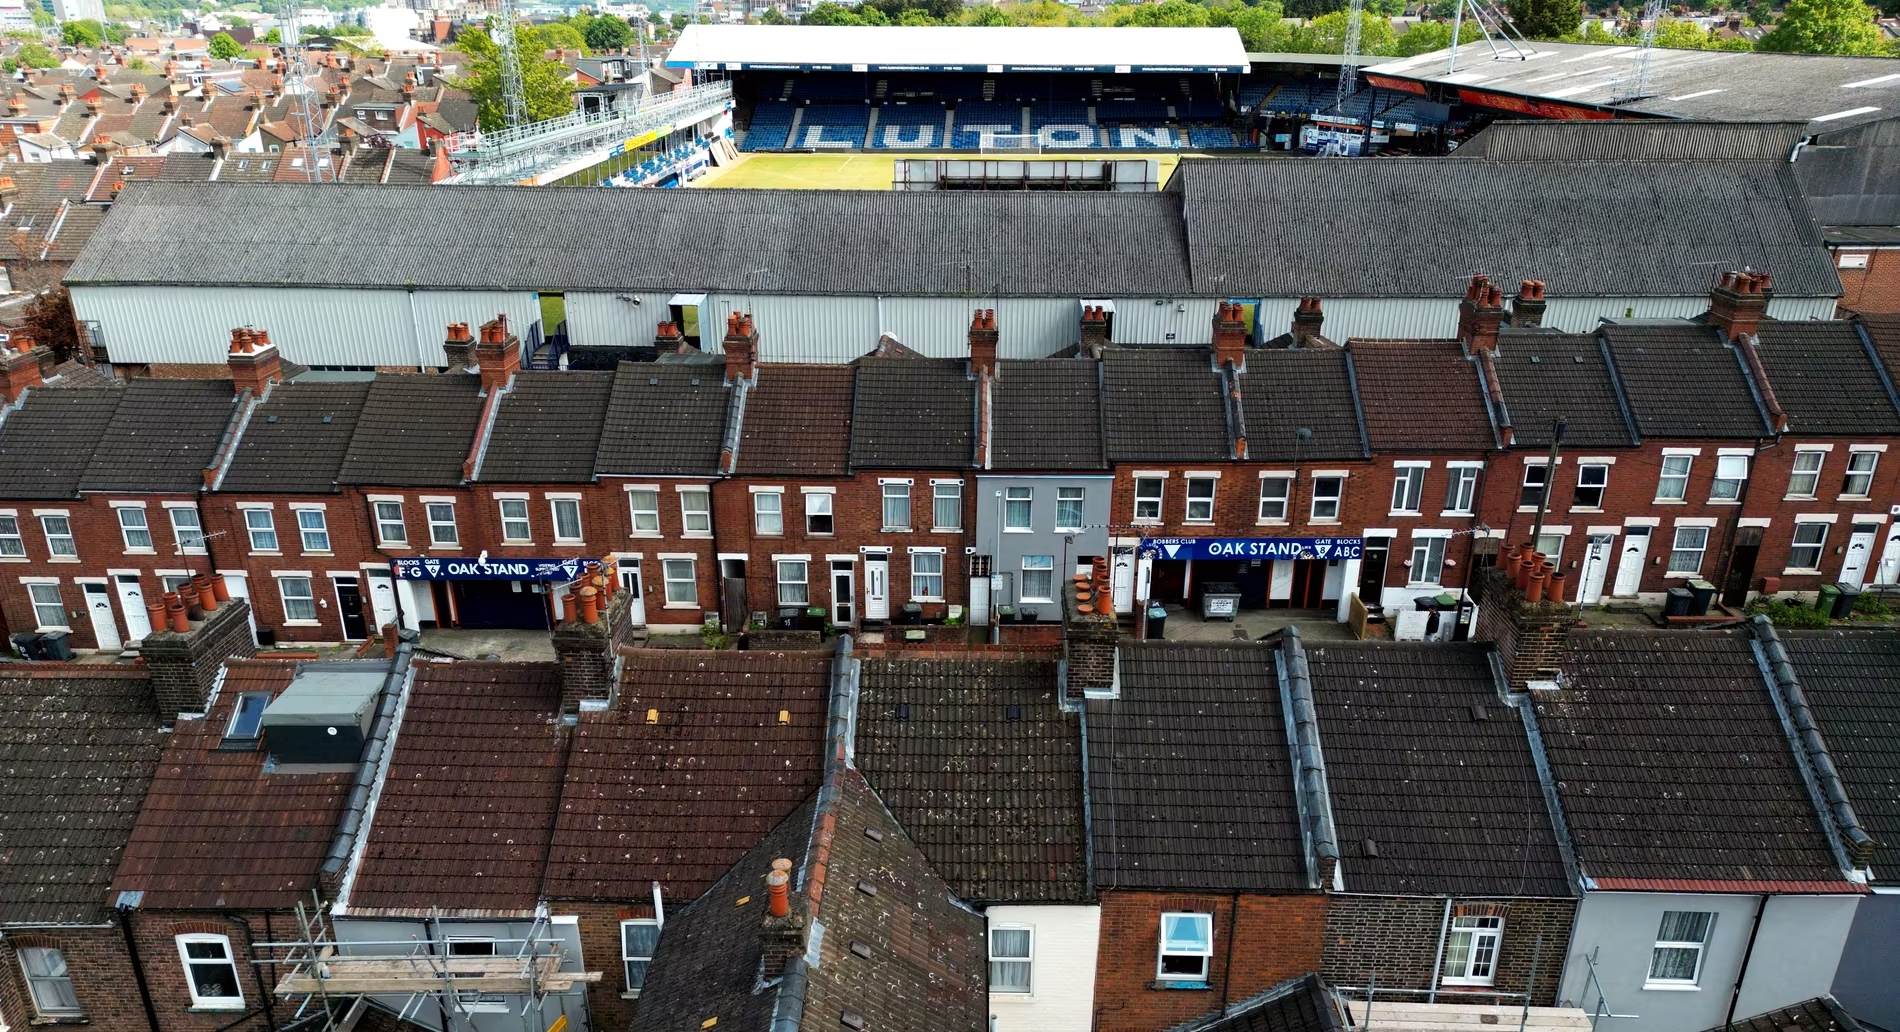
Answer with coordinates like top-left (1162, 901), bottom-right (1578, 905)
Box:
top-left (1092, 890), bottom-right (1327, 1032)
top-left (200, 491), bottom-right (378, 645)
top-left (123, 909), bottom-right (284, 1032)
top-left (142, 600), bottom-right (258, 716)
top-left (0, 926), bottom-right (147, 1030)
top-left (1835, 248), bottom-right (1900, 315)
top-left (1321, 895), bottom-right (1575, 1007)
top-left (552, 587), bottom-right (638, 711)
top-left (551, 898), bottom-right (657, 1032)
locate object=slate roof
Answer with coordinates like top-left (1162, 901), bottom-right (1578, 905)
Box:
top-left (849, 357), bottom-right (973, 469)
top-left (336, 374), bottom-right (485, 487)
top-left (79, 379), bottom-right (239, 492)
top-left (1600, 323), bottom-right (1770, 439)
top-left (735, 364), bottom-right (853, 476)
top-left (1086, 642), bottom-right (1306, 892)
top-left (0, 386), bottom-right (122, 499)
top-left (1173, 975), bottom-right (1344, 1032)
top-left (594, 363), bottom-right (729, 476)
top-left (1861, 313), bottom-right (1900, 385)
top-left (991, 358), bottom-right (1105, 470)
top-left (113, 661), bottom-right (359, 910)
top-left (219, 381), bottom-right (371, 494)
top-left (1167, 157), bottom-right (1838, 298)
top-left (543, 650), bottom-right (830, 902)
top-left (1303, 643), bottom-right (1571, 897)
top-left (1702, 995), bottom-right (1864, 1032)
top-left (1754, 321), bottom-right (1900, 436)
top-left (0, 667), bottom-right (164, 925)
top-left (1487, 331), bottom-right (1637, 450)
top-left (1778, 630), bottom-right (1900, 887)
top-left (1240, 349), bottom-right (1366, 462)
top-left (1348, 339), bottom-right (1495, 452)
top-left (70, 183), bottom-right (1194, 297)
top-left (350, 662), bottom-right (565, 913)
top-left (1533, 630), bottom-right (1848, 889)
top-left (479, 370), bottom-right (613, 484)
top-left (854, 658), bottom-right (1087, 904)
top-left (1102, 349), bottom-right (1229, 463)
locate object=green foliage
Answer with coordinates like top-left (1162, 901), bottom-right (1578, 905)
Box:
top-left (1757, 0), bottom-right (1892, 53)
top-left (13, 41), bottom-right (57, 68)
top-left (452, 21), bottom-right (579, 131)
top-left (1747, 596), bottom-right (1833, 628)
top-left (1508, 0), bottom-right (1581, 38)
top-left (103, 21), bottom-right (129, 41)
top-left (1386, 16), bottom-right (1484, 53)
top-left (582, 13), bottom-right (633, 48)
top-left (126, 55), bottom-right (152, 70)
top-left (4, 27), bottom-right (40, 40)
top-left (1107, 0), bottom-right (1212, 27)
top-left (327, 21), bottom-right (374, 36)
top-left (1284, 0), bottom-right (1344, 17)
top-left (1851, 591), bottom-right (1893, 619)
top-left (760, 5), bottom-right (789, 22)
top-left (260, 27), bottom-right (280, 42)
top-left (538, 19), bottom-right (587, 52)
top-left (30, 8), bottom-right (53, 28)
top-left (669, 11), bottom-right (689, 28)
top-left (207, 30), bottom-right (244, 59)
top-left (61, 18), bottom-right (103, 45)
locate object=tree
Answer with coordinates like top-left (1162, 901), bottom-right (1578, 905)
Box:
top-left (207, 31), bottom-right (244, 58)
top-left (538, 19), bottom-right (587, 52)
top-left (61, 18), bottom-right (103, 45)
top-left (1508, 0), bottom-right (1581, 38)
top-left (583, 13), bottom-right (633, 49)
top-left (104, 21), bottom-right (129, 41)
top-left (1108, 0), bottom-right (1212, 26)
top-left (12, 41), bottom-right (57, 69)
top-left (1284, 0), bottom-right (1344, 17)
top-left (20, 287), bottom-right (81, 362)
top-left (803, 2), bottom-right (860, 22)
top-left (260, 27), bottom-right (280, 43)
top-left (760, 5), bottom-right (788, 22)
top-left (451, 22), bottom-right (577, 131)
top-left (1209, 1), bottom-right (1289, 50)
top-left (30, 8), bottom-right (53, 28)
top-left (669, 11), bottom-right (689, 29)
top-left (1756, 0), bottom-right (1891, 53)
top-left (897, 7), bottom-right (937, 23)
top-left (964, 2), bottom-right (1009, 23)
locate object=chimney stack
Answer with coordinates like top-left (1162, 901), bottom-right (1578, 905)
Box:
top-left (442, 322), bottom-right (476, 371)
top-left (759, 857), bottom-right (806, 980)
top-left (474, 315), bottom-right (520, 392)
top-left (1212, 300), bottom-right (1248, 370)
top-left (722, 311), bottom-right (758, 385)
top-left (0, 176), bottom-right (20, 207)
top-left (0, 333), bottom-right (46, 403)
top-left (228, 327), bottom-right (283, 396)
top-left (6, 95), bottom-right (25, 117)
top-left (968, 308), bottom-right (997, 377)
top-left (654, 320), bottom-right (688, 353)
top-left (1290, 296), bottom-right (1325, 349)
top-left (1708, 269), bottom-right (1772, 341)
top-left (209, 135), bottom-right (231, 161)
top-left (1457, 274), bottom-right (1506, 354)
top-left (1079, 304), bottom-right (1109, 358)
top-left (1512, 280), bottom-right (1547, 327)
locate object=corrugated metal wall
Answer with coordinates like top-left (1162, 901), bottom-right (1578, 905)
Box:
top-left (408, 290), bottom-right (544, 362)
top-left (565, 291), bottom-right (673, 350)
top-left (1112, 297), bottom-right (1222, 346)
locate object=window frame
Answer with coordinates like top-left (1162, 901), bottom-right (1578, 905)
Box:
top-left (988, 925), bottom-right (1033, 995)
top-left (19, 945), bottom-right (82, 1018)
top-left (1711, 453), bottom-right (1748, 502)
top-left (1439, 915), bottom-right (1503, 987)
top-left (499, 498), bottom-right (532, 543)
top-left (680, 489), bottom-right (712, 536)
top-left (1407, 534), bottom-right (1448, 587)
top-left (1843, 449), bottom-right (1879, 498)
top-left (1310, 476), bottom-right (1343, 522)
top-left (882, 482), bottom-right (912, 532)
top-left (776, 559), bottom-right (808, 607)
top-left (118, 505), bottom-right (155, 552)
top-left (1004, 486), bottom-right (1033, 532)
top-left (176, 933), bottom-right (245, 1010)
top-left (224, 690), bottom-right (272, 742)
top-left (662, 557), bottom-right (697, 606)
top-left (426, 502), bottom-right (459, 546)
top-left (627, 489), bottom-right (662, 536)
top-left (1184, 477), bottom-right (1217, 524)
top-left (1019, 554), bottom-right (1054, 604)
top-left (295, 508), bottom-right (330, 553)
top-left (1390, 466), bottom-right (1425, 515)
top-left (1443, 466), bottom-right (1480, 516)
top-left (276, 575), bottom-right (317, 624)
top-left (1787, 449), bottom-right (1826, 499)
top-left (0, 512), bottom-right (25, 557)
top-left (754, 490), bottom-right (784, 536)
top-left (1573, 463), bottom-right (1608, 510)
top-left (1518, 462), bottom-right (1548, 511)
top-left (1788, 521), bottom-right (1829, 573)
top-left (932, 481), bottom-right (962, 532)
top-left (911, 550), bottom-right (945, 601)
top-left (373, 500), bottom-right (407, 546)
top-left (804, 490), bottom-right (834, 536)
top-left (244, 508), bottom-right (279, 552)
top-left (1667, 525), bottom-right (1710, 577)
top-left (1258, 475), bottom-right (1291, 523)
top-left (1156, 911), bottom-right (1214, 983)
top-left (27, 581), bottom-right (66, 631)
top-left (621, 918), bottom-right (660, 996)
top-left (169, 506), bottom-right (206, 553)
top-left (1055, 487), bottom-right (1085, 532)
top-left (1656, 454), bottom-right (1692, 502)
top-left (1133, 476), bottom-right (1164, 523)
top-left (550, 497), bottom-right (584, 543)
top-left (40, 513), bottom-right (76, 558)
top-left (1646, 911), bottom-right (1714, 988)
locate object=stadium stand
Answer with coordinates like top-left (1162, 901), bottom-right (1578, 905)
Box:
top-left (950, 100), bottom-right (1027, 149)
top-left (871, 102), bottom-right (948, 149)
top-left (742, 100), bottom-right (797, 151)
top-left (794, 102), bottom-right (872, 148)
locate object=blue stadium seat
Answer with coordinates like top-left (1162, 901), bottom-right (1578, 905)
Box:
top-left (1103, 123), bottom-right (1178, 149)
top-left (1097, 98), bottom-right (1172, 121)
top-left (871, 102), bottom-right (947, 149)
top-left (742, 100), bottom-right (796, 151)
top-left (795, 103), bottom-right (871, 149)
top-left (1187, 127), bottom-right (1242, 149)
top-left (949, 101), bottom-right (1025, 149)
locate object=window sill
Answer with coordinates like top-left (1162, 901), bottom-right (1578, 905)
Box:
top-left (1785, 495), bottom-right (1818, 503)
top-left (1152, 981), bottom-right (1210, 991)
top-left (1664, 572), bottom-right (1703, 580)
top-left (1131, 519), bottom-right (1162, 527)
top-left (186, 1005), bottom-right (248, 1013)
top-left (302, 552), bottom-right (334, 558)
top-left (1441, 512), bottom-right (1475, 519)
top-left (1782, 568), bottom-right (1823, 576)
top-left (47, 557), bottom-right (81, 563)
top-left (663, 602), bottom-right (701, 610)
top-left (1406, 582), bottom-right (1443, 589)
top-left (35, 626), bottom-right (72, 633)
top-left (0, 556), bottom-right (27, 562)
top-left (251, 551), bottom-right (282, 557)
top-left (619, 992), bottom-right (644, 1001)
top-left (378, 544), bottom-right (411, 551)
top-left (427, 545), bottom-right (463, 551)
top-left (806, 533), bottom-right (835, 538)
top-left (1641, 983), bottom-right (1700, 992)
top-left (1439, 979), bottom-right (1496, 988)
top-left (1182, 521), bottom-right (1215, 527)
top-left (1707, 499), bottom-right (1742, 506)
top-left (554, 541), bottom-right (588, 548)
top-left (990, 992), bottom-right (1035, 1001)
top-left (1054, 527), bottom-right (1083, 535)
top-left (629, 532), bottom-right (663, 539)
top-left (1256, 520), bottom-right (1290, 527)
top-left (28, 1014), bottom-right (90, 1024)
top-left (122, 549), bottom-right (156, 556)
top-left (1388, 511), bottom-right (1421, 518)
top-left (931, 527), bottom-right (963, 534)
top-left (1840, 494), bottom-right (1873, 502)
top-left (177, 549), bottom-right (208, 557)
top-left (882, 528), bottom-right (914, 534)
top-left (282, 620), bottom-right (321, 627)
top-left (1570, 507), bottom-right (1604, 514)
top-left (1310, 520), bottom-right (1342, 526)
top-left (1653, 499), bottom-right (1688, 506)
top-left (1003, 528), bottom-right (1034, 534)
top-left (1020, 598), bottom-right (1054, 606)
top-left (500, 541), bottom-right (536, 547)
top-left (912, 596), bottom-right (947, 604)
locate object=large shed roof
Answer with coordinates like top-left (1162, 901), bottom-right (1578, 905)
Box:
top-left (666, 24), bottom-right (1250, 73)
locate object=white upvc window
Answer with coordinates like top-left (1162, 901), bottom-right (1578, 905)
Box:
top-left (27, 582), bottom-right (66, 630)
top-left (1258, 475), bottom-right (1291, 522)
top-left (551, 497), bottom-right (584, 543)
top-left (1311, 476), bottom-right (1343, 522)
top-left (1408, 535), bottom-right (1447, 586)
top-left (1789, 521), bottom-right (1829, 572)
top-left (427, 502), bottom-right (459, 546)
top-left (373, 501), bottom-right (407, 545)
top-left (1518, 462), bottom-right (1548, 510)
top-left (1788, 449), bottom-right (1826, 498)
top-left (882, 482), bottom-right (912, 531)
top-left (776, 559), bottom-right (808, 606)
top-left (662, 557), bottom-right (696, 606)
top-left (1056, 487), bottom-right (1085, 532)
top-left (1843, 449), bottom-right (1879, 498)
top-left (628, 489), bottom-right (661, 535)
top-left (1657, 454), bottom-right (1692, 502)
top-left (989, 926), bottom-right (1032, 994)
top-left (754, 490), bottom-right (784, 536)
top-left (170, 506), bottom-right (205, 552)
top-left (1157, 912), bottom-right (1213, 982)
top-left (680, 489), bottom-right (712, 535)
top-left (1440, 915), bottom-right (1502, 986)
top-left (40, 514), bottom-right (75, 558)
top-left (1443, 466), bottom-right (1480, 515)
top-left (499, 498), bottom-right (532, 542)
top-left (805, 491), bottom-right (833, 535)
top-left (1573, 464), bottom-right (1608, 510)
top-left (1020, 554), bottom-right (1053, 603)
top-left (1185, 477), bottom-right (1217, 523)
top-left (19, 946), bottom-right (81, 1017)
top-left (296, 509), bottom-right (330, 553)
top-left (1004, 486), bottom-right (1033, 531)
top-left (1711, 453), bottom-right (1748, 501)
top-left (932, 481), bottom-right (962, 531)
top-left (1391, 466), bottom-right (1425, 514)
top-left (177, 934), bottom-right (244, 1010)
top-left (621, 919), bottom-right (660, 995)
top-left (1133, 476), bottom-right (1164, 522)
top-left (1647, 911), bottom-right (1713, 987)
top-left (277, 575), bottom-right (317, 623)
top-left (244, 508), bottom-right (279, 552)
top-left (0, 513), bottom-right (24, 557)
top-left (118, 506), bottom-right (154, 552)
top-left (911, 550), bottom-right (944, 601)
top-left (1668, 526), bottom-right (1710, 576)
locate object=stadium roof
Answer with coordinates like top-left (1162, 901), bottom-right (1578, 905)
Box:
top-left (665, 24), bottom-right (1250, 73)
top-left (1365, 42), bottom-right (1900, 130)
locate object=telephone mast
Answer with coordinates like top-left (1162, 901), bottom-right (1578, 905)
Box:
top-left (495, 0), bottom-right (528, 130)
top-left (277, 0), bottom-right (330, 181)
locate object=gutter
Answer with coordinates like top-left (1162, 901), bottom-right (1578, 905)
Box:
top-left (1280, 627), bottom-right (1339, 889)
top-left (319, 634), bottom-right (418, 891)
top-left (1751, 616), bottom-right (1876, 871)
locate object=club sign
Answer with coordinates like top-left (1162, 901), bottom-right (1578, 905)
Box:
top-left (1139, 537), bottom-right (1364, 562)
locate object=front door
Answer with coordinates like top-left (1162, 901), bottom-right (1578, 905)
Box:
top-left (1111, 550), bottom-right (1135, 614)
top-left (334, 577), bottom-right (368, 641)
top-left (223, 574), bottom-right (258, 645)
top-left (366, 571), bottom-right (399, 633)
top-left (619, 559), bottom-right (647, 625)
top-left (1840, 523), bottom-right (1880, 588)
top-left (1358, 539), bottom-right (1390, 609)
top-left (1877, 523), bottom-right (1900, 586)
top-left (1722, 526), bottom-right (1763, 608)
top-left (864, 557), bottom-right (889, 622)
top-left (83, 583), bottom-right (122, 652)
top-left (1613, 527), bottom-right (1651, 597)
top-left (832, 561), bottom-right (855, 626)
top-left (115, 574), bottom-right (152, 642)
top-left (1579, 533), bottom-right (1615, 604)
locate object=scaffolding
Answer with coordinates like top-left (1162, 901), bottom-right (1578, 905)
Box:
top-left (251, 900), bottom-right (602, 1032)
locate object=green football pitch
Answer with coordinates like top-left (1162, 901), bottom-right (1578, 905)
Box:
top-left (697, 151), bottom-right (1188, 190)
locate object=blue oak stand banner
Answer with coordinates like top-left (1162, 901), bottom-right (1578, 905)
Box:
top-left (394, 556), bottom-right (602, 581)
top-left (1139, 537), bottom-right (1365, 561)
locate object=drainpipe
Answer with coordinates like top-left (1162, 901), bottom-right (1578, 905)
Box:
top-left (1426, 896), bottom-right (1453, 1004)
top-left (117, 903), bottom-right (162, 1032)
top-left (1723, 894), bottom-right (1768, 1029)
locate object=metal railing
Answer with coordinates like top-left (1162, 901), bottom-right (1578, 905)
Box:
top-left (444, 81), bottom-right (732, 186)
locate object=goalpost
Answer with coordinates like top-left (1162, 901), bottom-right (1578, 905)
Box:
top-left (979, 133), bottom-right (1043, 155)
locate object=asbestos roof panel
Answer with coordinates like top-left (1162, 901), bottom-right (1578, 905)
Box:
top-left (734, 364), bottom-right (854, 476)
top-left (991, 359), bottom-right (1106, 470)
top-left (1456, 121), bottom-right (1809, 162)
top-left (78, 378), bottom-right (239, 492)
top-left (336, 373), bottom-right (485, 487)
top-left (0, 385), bottom-right (123, 499)
top-left (1487, 331), bottom-right (1637, 449)
top-left (1779, 630), bottom-right (1900, 886)
top-left (849, 357), bottom-right (973, 469)
top-left (1600, 323), bottom-right (1770, 439)
top-left (1348, 339), bottom-right (1495, 452)
top-left (1101, 348), bottom-right (1229, 462)
top-left (594, 363), bottom-right (729, 477)
top-left (1754, 320), bottom-right (1900, 436)
top-left (480, 370), bottom-right (614, 484)
top-left (1239, 349), bottom-right (1365, 461)
top-left (219, 381), bottom-right (371, 494)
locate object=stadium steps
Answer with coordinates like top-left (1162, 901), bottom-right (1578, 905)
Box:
top-left (982, 79), bottom-right (996, 100)
top-left (1020, 105), bottom-right (1031, 134)
top-left (779, 79), bottom-right (795, 101)
top-left (1087, 105), bottom-right (1097, 125)
top-left (865, 106), bottom-right (880, 141)
top-left (874, 79), bottom-right (887, 100)
top-left (786, 106), bottom-right (806, 147)
top-left (943, 107), bottom-right (955, 140)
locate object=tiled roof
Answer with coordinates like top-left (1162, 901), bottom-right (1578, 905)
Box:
top-left (595, 364), bottom-right (729, 476)
top-left (1304, 643), bottom-right (1571, 897)
top-left (1861, 313), bottom-right (1900, 382)
top-left (735, 364), bottom-right (853, 476)
top-left (1702, 995), bottom-right (1863, 1032)
top-left (543, 650), bottom-right (830, 901)
top-left (1102, 349), bottom-right (1229, 463)
top-left (1086, 642), bottom-right (1306, 892)
top-left (113, 661), bottom-right (358, 910)
top-left (0, 386), bottom-right (122, 499)
top-left (1600, 323), bottom-right (1770, 439)
top-left (480, 370), bottom-right (613, 484)
top-left (1779, 630), bottom-right (1900, 886)
top-left (43, 360), bottom-right (120, 389)
top-left (155, 151), bottom-right (219, 181)
top-left (849, 357), bottom-right (974, 469)
top-left (1533, 630), bottom-right (1846, 886)
top-left (219, 381), bottom-right (371, 494)
top-left (79, 378), bottom-right (239, 492)
top-left (1173, 975), bottom-right (1344, 1032)
top-left (350, 662), bottom-right (566, 913)
top-left (336, 373), bottom-right (485, 487)
top-left (1239, 349), bottom-right (1366, 461)
top-left (385, 147), bottom-right (436, 185)
top-left (854, 658), bottom-right (1087, 903)
top-left (1487, 330), bottom-right (1637, 449)
top-left (1754, 321), bottom-right (1900, 436)
top-left (992, 359), bottom-right (1105, 470)
top-left (0, 668), bottom-right (164, 925)
top-left (1348, 340), bottom-right (1496, 452)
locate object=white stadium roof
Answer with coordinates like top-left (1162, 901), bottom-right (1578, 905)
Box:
top-left (666, 24), bottom-right (1250, 74)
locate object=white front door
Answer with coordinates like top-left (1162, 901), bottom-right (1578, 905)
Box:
top-left (222, 573), bottom-right (258, 645)
top-left (116, 574), bottom-right (152, 642)
top-left (1579, 534), bottom-right (1616, 605)
top-left (864, 557), bottom-right (889, 622)
top-left (83, 583), bottom-right (122, 652)
top-left (1840, 524), bottom-right (1880, 589)
top-left (618, 560), bottom-right (647, 626)
top-left (366, 570), bottom-right (399, 631)
top-left (1877, 524), bottom-right (1900, 586)
top-left (1112, 550), bottom-right (1135, 613)
top-left (1613, 528), bottom-right (1651, 597)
